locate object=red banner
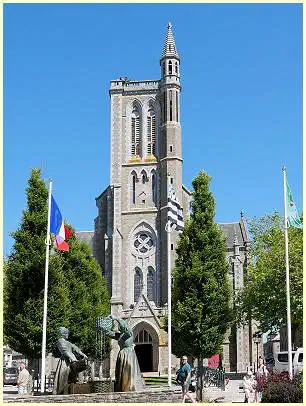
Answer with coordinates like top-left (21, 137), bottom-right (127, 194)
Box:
top-left (208, 354), bottom-right (220, 369)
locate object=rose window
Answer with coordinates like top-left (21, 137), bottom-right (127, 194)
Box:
top-left (134, 233), bottom-right (154, 254)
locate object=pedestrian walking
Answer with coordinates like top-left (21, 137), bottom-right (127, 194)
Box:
top-left (255, 358), bottom-right (268, 402)
top-left (178, 356), bottom-right (196, 403)
top-left (17, 362), bottom-right (30, 395)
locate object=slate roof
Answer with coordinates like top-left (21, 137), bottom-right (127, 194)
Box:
top-left (219, 214), bottom-right (250, 248)
top-left (161, 22), bottom-right (179, 59)
top-left (75, 231), bottom-right (94, 250)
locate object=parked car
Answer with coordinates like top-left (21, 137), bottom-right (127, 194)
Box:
top-left (3, 367), bottom-right (19, 385)
top-left (265, 357), bottom-right (275, 371)
top-left (274, 348), bottom-right (303, 375)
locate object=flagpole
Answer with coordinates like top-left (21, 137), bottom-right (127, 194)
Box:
top-left (167, 173), bottom-right (172, 387)
top-left (41, 178), bottom-right (52, 393)
top-left (282, 167), bottom-right (293, 379)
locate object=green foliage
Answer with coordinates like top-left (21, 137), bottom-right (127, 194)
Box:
top-left (171, 171), bottom-right (232, 359)
top-left (51, 231), bottom-right (110, 357)
top-left (260, 371), bottom-right (303, 403)
top-left (296, 369), bottom-right (303, 392)
top-left (4, 168), bottom-right (110, 359)
top-left (237, 212), bottom-right (303, 335)
top-left (4, 169), bottom-right (50, 357)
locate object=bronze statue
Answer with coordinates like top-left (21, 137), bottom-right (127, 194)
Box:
top-left (102, 315), bottom-right (143, 392)
top-left (52, 327), bottom-right (88, 395)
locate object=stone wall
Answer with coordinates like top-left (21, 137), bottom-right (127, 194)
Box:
top-left (6, 387), bottom-right (182, 403)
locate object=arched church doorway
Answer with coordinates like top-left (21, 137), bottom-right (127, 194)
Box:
top-left (135, 344), bottom-right (153, 372)
top-left (134, 329), bottom-right (153, 372)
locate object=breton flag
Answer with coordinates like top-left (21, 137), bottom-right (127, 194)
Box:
top-left (167, 184), bottom-right (184, 232)
top-left (50, 195), bottom-right (72, 251)
top-left (286, 179), bottom-right (303, 229)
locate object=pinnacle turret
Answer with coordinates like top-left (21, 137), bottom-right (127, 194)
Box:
top-left (161, 22), bottom-right (179, 59)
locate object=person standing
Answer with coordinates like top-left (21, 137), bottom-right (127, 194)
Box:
top-left (255, 358), bottom-right (268, 402)
top-left (179, 356), bottom-right (196, 403)
top-left (17, 362), bottom-right (30, 395)
top-left (257, 357), bottom-right (268, 377)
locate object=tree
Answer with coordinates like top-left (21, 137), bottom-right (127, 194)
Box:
top-left (4, 168), bottom-right (56, 358)
top-left (51, 231), bottom-right (110, 357)
top-left (171, 171), bottom-right (232, 397)
top-left (237, 212), bottom-right (303, 343)
top-left (4, 168), bottom-right (110, 359)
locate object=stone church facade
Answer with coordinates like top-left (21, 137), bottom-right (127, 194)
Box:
top-left (91, 23), bottom-right (260, 374)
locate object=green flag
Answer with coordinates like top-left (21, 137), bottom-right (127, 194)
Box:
top-left (286, 179), bottom-right (303, 228)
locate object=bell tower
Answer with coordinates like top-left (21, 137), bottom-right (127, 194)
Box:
top-left (159, 22), bottom-right (182, 163)
top-left (158, 22), bottom-right (183, 304)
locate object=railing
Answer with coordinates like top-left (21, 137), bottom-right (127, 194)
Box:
top-left (31, 373), bottom-right (55, 393)
top-left (198, 367), bottom-right (225, 391)
top-left (124, 80), bottom-right (159, 88)
top-left (110, 80), bottom-right (160, 88)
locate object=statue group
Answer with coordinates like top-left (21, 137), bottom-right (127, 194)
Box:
top-left (53, 316), bottom-right (143, 395)
top-left (52, 327), bottom-right (88, 395)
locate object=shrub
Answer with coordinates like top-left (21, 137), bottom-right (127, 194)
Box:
top-left (296, 370), bottom-right (303, 392)
top-left (261, 380), bottom-right (302, 403)
top-left (260, 371), bottom-right (303, 403)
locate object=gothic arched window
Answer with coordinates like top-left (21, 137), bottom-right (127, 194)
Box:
top-left (147, 267), bottom-right (155, 302)
top-left (131, 107), bottom-right (140, 156)
top-left (135, 329), bottom-right (153, 343)
top-left (152, 173), bottom-right (156, 204)
top-left (169, 91), bottom-right (173, 122)
top-left (162, 62), bottom-right (165, 77)
top-left (134, 268), bottom-right (142, 302)
top-left (141, 170), bottom-right (147, 184)
top-left (147, 109), bottom-right (156, 156)
top-left (175, 61), bottom-right (178, 74)
top-left (132, 174), bottom-right (136, 204)
top-left (168, 61), bottom-right (172, 75)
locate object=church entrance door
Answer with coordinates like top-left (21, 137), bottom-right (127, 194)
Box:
top-left (135, 344), bottom-right (153, 372)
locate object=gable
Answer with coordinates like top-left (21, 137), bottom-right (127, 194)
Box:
top-left (128, 293), bottom-right (161, 328)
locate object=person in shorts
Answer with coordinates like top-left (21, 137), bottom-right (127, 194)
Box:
top-left (179, 356), bottom-right (196, 403)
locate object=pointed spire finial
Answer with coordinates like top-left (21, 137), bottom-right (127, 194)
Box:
top-left (161, 22), bottom-right (179, 59)
top-left (240, 210), bottom-right (244, 219)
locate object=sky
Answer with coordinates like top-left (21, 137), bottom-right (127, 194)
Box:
top-left (4, 3), bottom-right (302, 257)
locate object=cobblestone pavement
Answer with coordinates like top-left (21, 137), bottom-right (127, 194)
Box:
top-left (201, 379), bottom-right (246, 403)
top-left (225, 379), bottom-right (246, 403)
top-left (3, 379), bottom-right (247, 403)
top-left (3, 385), bottom-right (18, 401)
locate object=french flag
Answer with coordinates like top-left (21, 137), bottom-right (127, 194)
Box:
top-left (50, 195), bottom-right (72, 251)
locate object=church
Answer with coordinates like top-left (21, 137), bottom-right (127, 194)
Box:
top-left (90, 23), bottom-right (261, 375)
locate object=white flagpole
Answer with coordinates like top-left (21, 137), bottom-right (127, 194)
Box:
top-left (166, 173), bottom-right (172, 387)
top-left (282, 167), bottom-right (293, 379)
top-left (41, 178), bottom-right (52, 393)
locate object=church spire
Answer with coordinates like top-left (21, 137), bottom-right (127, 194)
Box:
top-left (161, 22), bottom-right (179, 59)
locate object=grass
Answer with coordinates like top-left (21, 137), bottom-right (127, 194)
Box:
top-left (144, 376), bottom-right (177, 386)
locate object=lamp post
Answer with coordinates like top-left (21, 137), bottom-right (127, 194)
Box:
top-left (253, 331), bottom-right (262, 372)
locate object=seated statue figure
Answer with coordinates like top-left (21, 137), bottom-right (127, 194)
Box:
top-left (52, 327), bottom-right (88, 395)
top-left (103, 315), bottom-right (143, 392)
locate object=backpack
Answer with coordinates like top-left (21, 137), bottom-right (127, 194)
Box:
top-left (176, 367), bottom-right (187, 384)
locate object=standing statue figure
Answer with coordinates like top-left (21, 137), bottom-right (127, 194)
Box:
top-left (104, 315), bottom-right (143, 392)
top-left (52, 327), bottom-right (88, 395)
